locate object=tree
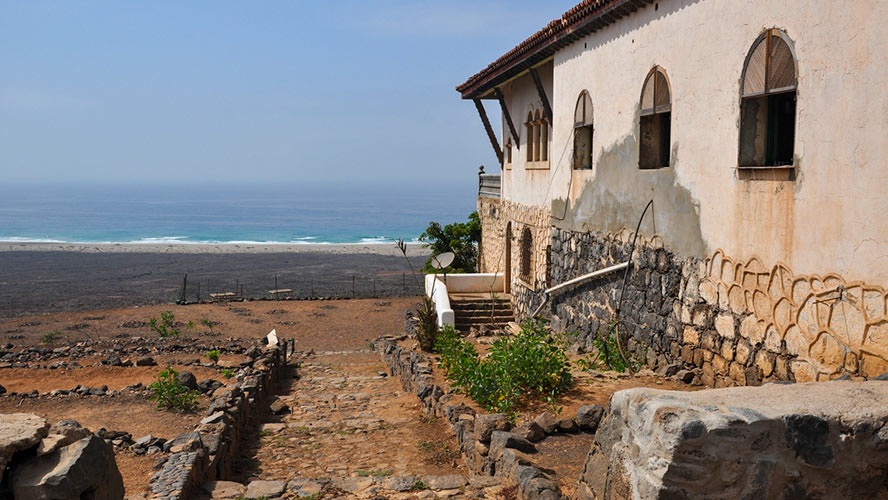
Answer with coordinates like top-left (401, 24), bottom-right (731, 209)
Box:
top-left (419, 212), bottom-right (481, 273)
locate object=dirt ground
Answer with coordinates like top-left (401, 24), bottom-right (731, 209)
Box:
top-left (0, 298), bottom-right (421, 496)
top-left (0, 297), bottom-right (420, 351)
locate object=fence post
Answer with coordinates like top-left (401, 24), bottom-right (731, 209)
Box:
top-left (197, 281), bottom-right (200, 303)
top-left (373, 275), bottom-right (376, 296)
top-left (352, 275), bottom-right (356, 298)
top-left (310, 279), bottom-right (314, 298)
top-left (402, 273), bottom-right (406, 296)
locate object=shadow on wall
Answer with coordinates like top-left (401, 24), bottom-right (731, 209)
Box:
top-left (551, 132), bottom-right (706, 259)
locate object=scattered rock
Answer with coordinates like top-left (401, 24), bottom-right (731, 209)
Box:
top-left (331, 476), bottom-right (374, 493)
top-left (37, 420), bottom-right (91, 455)
top-left (0, 384), bottom-right (5, 394)
top-left (201, 480), bottom-right (245, 498)
top-left (379, 475), bottom-right (417, 492)
top-left (176, 371), bottom-right (199, 391)
top-left (244, 479), bottom-right (286, 498)
top-left (269, 397), bottom-right (290, 415)
top-left (11, 435), bottom-right (125, 500)
top-left (421, 475), bottom-right (467, 490)
top-left (197, 378), bottom-right (223, 394)
top-left (489, 431), bottom-right (536, 461)
top-left (135, 356), bottom-right (156, 366)
top-left (556, 418), bottom-right (578, 433)
top-left (201, 412), bottom-right (226, 425)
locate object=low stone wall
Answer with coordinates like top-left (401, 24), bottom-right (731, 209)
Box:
top-left (147, 340), bottom-right (293, 499)
top-left (537, 227), bottom-right (888, 386)
top-left (376, 337), bottom-right (600, 500)
top-left (577, 381), bottom-right (888, 499)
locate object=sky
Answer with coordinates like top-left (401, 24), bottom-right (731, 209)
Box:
top-left (0, 1), bottom-right (578, 189)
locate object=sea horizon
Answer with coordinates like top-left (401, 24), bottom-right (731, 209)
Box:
top-left (0, 180), bottom-right (477, 246)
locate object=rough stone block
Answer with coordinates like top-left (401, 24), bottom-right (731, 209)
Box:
top-left (581, 382), bottom-right (888, 499)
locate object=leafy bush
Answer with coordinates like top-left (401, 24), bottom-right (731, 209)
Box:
top-left (149, 366), bottom-right (200, 412)
top-left (201, 318), bottom-right (219, 332)
top-left (221, 368), bottom-right (234, 379)
top-left (414, 296), bottom-right (438, 352)
top-left (435, 319), bottom-right (573, 418)
top-left (419, 211), bottom-right (481, 273)
top-left (41, 330), bottom-right (63, 345)
top-left (205, 349), bottom-right (220, 364)
top-left (149, 311), bottom-right (180, 338)
top-left (583, 320), bottom-right (645, 373)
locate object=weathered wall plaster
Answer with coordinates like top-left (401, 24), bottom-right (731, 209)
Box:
top-left (498, 0), bottom-right (888, 285)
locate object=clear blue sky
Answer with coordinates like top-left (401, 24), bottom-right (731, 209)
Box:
top-left (0, 1), bottom-right (576, 188)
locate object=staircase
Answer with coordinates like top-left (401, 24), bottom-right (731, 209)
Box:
top-left (450, 293), bottom-right (515, 333)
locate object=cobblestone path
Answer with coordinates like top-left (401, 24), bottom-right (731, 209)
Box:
top-left (224, 350), bottom-right (507, 499)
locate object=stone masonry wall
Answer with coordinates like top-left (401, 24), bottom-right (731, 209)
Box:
top-left (479, 198), bottom-right (551, 320)
top-left (532, 227), bottom-right (888, 386)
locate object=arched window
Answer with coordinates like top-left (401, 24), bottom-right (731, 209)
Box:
top-left (533, 110), bottom-right (542, 162)
top-left (639, 67), bottom-right (671, 169)
top-left (739, 29), bottom-right (798, 168)
top-left (525, 112), bottom-right (534, 162)
top-left (573, 91), bottom-right (593, 169)
top-left (520, 226), bottom-right (533, 282)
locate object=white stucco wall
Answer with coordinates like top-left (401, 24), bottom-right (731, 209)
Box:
top-left (500, 0), bottom-right (888, 287)
top-left (500, 61), bottom-right (555, 208)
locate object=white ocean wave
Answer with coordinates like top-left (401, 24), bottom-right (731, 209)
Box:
top-left (0, 236), bottom-right (67, 243)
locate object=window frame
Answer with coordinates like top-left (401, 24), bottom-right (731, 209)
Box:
top-left (519, 226), bottom-right (534, 285)
top-left (737, 28), bottom-right (799, 171)
top-left (638, 66), bottom-right (672, 170)
top-left (573, 90), bottom-right (594, 170)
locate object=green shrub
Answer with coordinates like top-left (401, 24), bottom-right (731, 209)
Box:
top-left (419, 211), bottom-right (481, 273)
top-left (221, 368), bottom-right (234, 379)
top-left (149, 366), bottom-right (200, 412)
top-left (41, 330), bottom-right (63, 345)
top-left (205, 349), bottom-right (220, 364)
top-left (201, 318), bottom-right (218, 332)
top-left (435, 319), bottom-right (572, 418)
top-left (584, 320), bottom-right (644, 373)
top-left (149, 311), bottom-right (180, 338)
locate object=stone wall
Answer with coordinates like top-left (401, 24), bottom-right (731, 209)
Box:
top-left (577, 382), bottom-right (888, 499)
top-left (477, 196), bottom-right (550, 314)
top-left (376, 337), bottom-right (572, 500)
top-left (148, 340), bottom-right (291, 499)
top-left (537, 227), bottom-right (888, 386)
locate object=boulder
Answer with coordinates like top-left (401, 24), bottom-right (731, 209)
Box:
top-left (0, 413), bottom-right (49, 470)
top-left (580, 381), bottom-right (888, 500)
top-left (176, 371), bottom-right (199, 391)
top-left (11, 435), bottom-right (125, 500)
top-left (269, 397), bottom-right (290, 415)
top-left (201, 480), bottom-right (245, 498)
top-left (575, 404), bottom-right (604, 432)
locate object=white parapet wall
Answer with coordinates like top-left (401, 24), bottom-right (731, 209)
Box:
top-left (425, 273), bottom-right (504, 327)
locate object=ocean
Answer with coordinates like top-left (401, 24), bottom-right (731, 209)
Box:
top-left (0, 182), bottom-right (477, 245)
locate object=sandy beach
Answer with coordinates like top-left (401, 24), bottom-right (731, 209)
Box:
top-left (0, 243), bottom-right (430, 318)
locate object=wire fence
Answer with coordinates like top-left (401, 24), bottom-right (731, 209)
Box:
top-left (175, 272), bottom-right (425, 304)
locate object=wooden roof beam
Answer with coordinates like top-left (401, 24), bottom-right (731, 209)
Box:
top-left (529, 67), bottom-right (553, 123)
top-left (473, 98), bottom-right (503, 165)
top-left (493, 88), bottom-right (521, 150)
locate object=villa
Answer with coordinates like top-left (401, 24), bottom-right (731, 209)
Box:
top-left (458, 0), bottom-right (888, 386)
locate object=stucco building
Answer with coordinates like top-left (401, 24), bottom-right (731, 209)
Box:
top-left (459, 0), bottom-right (888, 386)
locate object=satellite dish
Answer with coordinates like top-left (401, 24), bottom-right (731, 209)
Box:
top-left (431, 252), bottom-right (455, 270)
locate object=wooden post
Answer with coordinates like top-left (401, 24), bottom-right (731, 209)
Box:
top-left (473, 98), bottom-right (503, 165)
top-left (373, 275), bottom-right (377, 296)
top-left (530, 67), bottom-right (553, 122)
top-left (493, 88), bottom-right (520, 151)
top-left (197, 281), bottom-right (200, 303)
top-left (352, 275), bottom-right (356, 297)
top-left (310, 279), bottom-right (314, 298)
